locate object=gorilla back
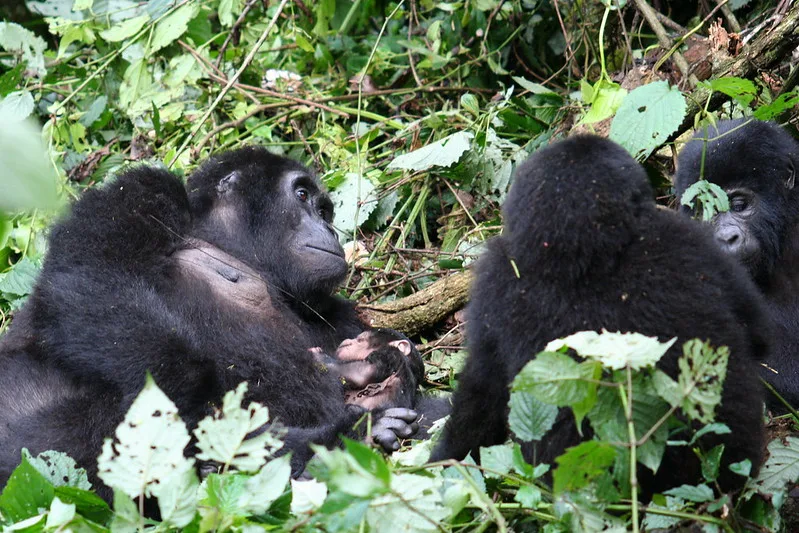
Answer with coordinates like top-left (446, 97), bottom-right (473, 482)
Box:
top-left (0, 148), bottom-right (391, 493)
top-left (431, 135), bottom-right (769, 494)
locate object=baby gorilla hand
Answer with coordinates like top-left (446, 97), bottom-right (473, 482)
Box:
top-left (371, 408), bottom-right (419, 451)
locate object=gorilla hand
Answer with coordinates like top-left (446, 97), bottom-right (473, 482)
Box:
top-left (371, 408), bottom-right (419, 452)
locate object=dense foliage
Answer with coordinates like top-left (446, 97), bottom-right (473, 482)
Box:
top-left (1, 0), bottom-right (799, 531)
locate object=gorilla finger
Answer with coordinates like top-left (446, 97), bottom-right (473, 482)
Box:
top-left (375, 416), bottom-right (418, 438)
top-left (372, 428), bottom-right (400, 451)
top-left (381, 408), bottom-right (418, 422)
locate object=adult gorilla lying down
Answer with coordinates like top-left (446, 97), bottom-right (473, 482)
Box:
top-left (0, 147), bottom-right (423, 494)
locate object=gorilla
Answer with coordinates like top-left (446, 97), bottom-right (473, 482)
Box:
top-left (313, 328), bottom-right (425, 411)
top-left (674, 118), bottom-right (799, 410)
top-left (0, 147), bottom-right (421, 494)
top-left (430, 135), bottom-right (769, 495)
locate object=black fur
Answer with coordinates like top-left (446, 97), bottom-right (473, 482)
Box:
top-left (430, 135), bottom-right (768, 495)
top-left (675, 119), bottom-right (799, 409)
top-left (0, 148), bottom-right (410, 495)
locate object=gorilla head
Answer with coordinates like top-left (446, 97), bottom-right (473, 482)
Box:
top-left (675, 119), bottom-right (799, 285)
top-left (187, 147), bottom-right (346, 299)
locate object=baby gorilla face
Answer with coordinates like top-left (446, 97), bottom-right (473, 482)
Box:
top-left (336, 331), bottom-right (412, 362)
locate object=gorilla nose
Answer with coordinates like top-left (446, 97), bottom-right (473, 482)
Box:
top-left (715, 226), bottom-right (742, 253)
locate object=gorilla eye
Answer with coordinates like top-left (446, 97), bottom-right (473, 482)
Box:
top-left (730, 196), bottom-right (748, 212)
top-left (296, 188), bottom-right (309, 202)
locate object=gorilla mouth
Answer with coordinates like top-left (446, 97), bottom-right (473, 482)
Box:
top-left (305, 244), bottom-right (345, 259)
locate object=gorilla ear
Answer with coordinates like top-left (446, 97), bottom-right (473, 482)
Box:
top-left (786, 162), bottom-right (796, 191)
top-left (216, 171), bottom-right (240, 195)
top-left (391, 340), bottom-right (412, 356)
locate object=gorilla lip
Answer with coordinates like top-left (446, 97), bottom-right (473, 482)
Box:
top-left (305, 244), bottom-right (345, 259)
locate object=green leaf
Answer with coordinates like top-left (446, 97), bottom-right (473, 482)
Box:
top-left (755, 90), bottom-right (799, 120)
top-left (151, 4), bottom-right (200, 53)
top-left (0, 257), bottom-right (41, 297)
top-left (552, 441), bottom-right (616, 494)
top-left (508, 389), bottom-right (559, 441)
top-left (343, 438), bottom-right (391, 483)
top-left (512, 76), bottom-right (556, 95)
top-left (118, 58), bottom-right (152, 112)
top-left (44, 497), bottom-right (75, 530)
top-left (0, 23), bottom-right (47, 76)
top-left (110, 490), bottom-right (140, 533)
top-left (156, 467), bottom-right (198, 528)
top-left (680, 180), bottom-right (730, 221)
top-left (729, 458), bottom-right (752, 477)
top-left (0, 91), bottom-right (34, 123)
top-left (290, 478), bottom-right (328, 514)
top-left (663, 483), bottom-right (714, 502)
top-left (99, 15), bottom-right (149, 43)
top-left (515, 485), bottom-right (542, 508)
top-left (97, 375), bottom-right (194, 499)
top-left (754, 436), bottom-right (799, 496)
top-left (365, 473), bottom-right (448, 532)
top-left (195, 382), bottom-right (282, 473)
top-left (72, 0), bottom-right (93, 11)
top-left (511, 352), bottom-right (598, 406)
top-left (702, 444), bottom-right (724, 482)
top-left (387, 131), bottom-right (474, 172)
top-left (0, 450), bottom-right (55, 522)
top-left (666, 340), bottom-right (728, 424)
top-left (546, 330), bottom-right (676, 370)
top-left (480, 444), bottom-right (515, 478)
top-left (581, 79), bottom-right (626, 124)
top-left (609, 80), bottom-right (686, 160)
top-left (240, 455), bottom-right (291, 515)
top-left (53, 486), bottom-right (111, 525)
top-left (25, 450), bottom-right (90, 490)
top-left (0, 64), bottom-right (24, 97)
top-left (329, 172), bottom-right (378, 241)
top-left (702, 77), bottom-right (757, 107)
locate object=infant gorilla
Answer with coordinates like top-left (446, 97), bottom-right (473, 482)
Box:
top-left (312, 328), bottom-right (424, 411)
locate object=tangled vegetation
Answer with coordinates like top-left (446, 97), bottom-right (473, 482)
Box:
top-left (1, 0), bottom-right (799, 531)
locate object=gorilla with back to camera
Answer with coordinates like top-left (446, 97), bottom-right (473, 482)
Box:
top-left (674, 118), bottom-right (799, 410)
top-left (0, 146), bottom-right (425, 493)
top-left (430, 135), bottom-right (769, 495)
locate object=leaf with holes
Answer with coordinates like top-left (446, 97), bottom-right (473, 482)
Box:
top-left (610, 81), bottom-right (686, 160)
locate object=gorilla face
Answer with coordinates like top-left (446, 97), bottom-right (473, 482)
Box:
top-left (187, 147), bottom-right (347, 299)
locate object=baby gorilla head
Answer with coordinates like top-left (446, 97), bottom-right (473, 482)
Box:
top-left (314, 329), bottom-right (424, 411)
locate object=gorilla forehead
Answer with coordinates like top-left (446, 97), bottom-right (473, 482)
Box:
top-left (680, 119), bottom-right (799, 193)
top-left (188, 146), bottom-right (317, 198)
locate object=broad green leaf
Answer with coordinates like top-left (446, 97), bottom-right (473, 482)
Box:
top-left (388, 131), bottom-right (474, 172)
top-left (99, 15), bottom-right (149, 43)
top-left (581, 79), bottom-right (626, 124)
top-left (663, 483), bottom-right (714, 502)
top-left (198, 474), bottom-right (248, 521)
top-left (218, 0), bottom-right (240, 27)
top-left (151, 3), bottom-right (200, 53)
top-left (366, 473), bottom-right (448, 532)
top-left (515, 485), bottom-right (542, 508)
top-left (25, 450), bottom-right (90, 490)
top-left (329, 172), bottom-right (378, 241)
top-left (110, 490), bottom-right (140, 533)
top-left (754, 436), bottom-right (799, 496)
top-left (0, 257), bottom-right (42, 297)
top-left (0, 113), bottom-right (60, 212)
top-left (610, 80), bottom-right (686, 160)
top-left (156, 467), bottom-right (198, 528)
top-left (72, 0), bottom-right (93, 10)
top-left (480, 444), bottom-right (515, 478)
top-left (118, 58), bottom-right (152, 112)
top-left (552, 441), bottom-right (616, 494)
top-left (290, 479), bottom-right (328, 514)
top-left (0, 23), bottom-right (47, 76)
top-left (53, 486), bottom-right (111, 525)
top-left (0, 91), bottom-right (34, 123)
top-left (755, 90), bottom-right (799, 120)
top-left (194, 382), bottom-right (282, 473)
top-left (511, 352), bottom-right (597, 406)
top-left (56, 24), bottom-right (96, 58)
top-left (44, 497), bottom-right (75, 529)
top-left (702, 444), bottom-right (725, 482)
top-left (508, 389), bottom-right (558, 441)
top-left (97, 375), bottom-right (194, 499)
top-left (589, 381), bottom-right (669, 473)
top-left (0, 64), bottom-right (24, 96)
top-left (0, 450), bottom-right (55, 522)
top-left (240, 455), bottom-right (292, 515)
top-left (546, 330), bottom-right (676, 370)
top-left (702, 77), bottom-right (757, 107)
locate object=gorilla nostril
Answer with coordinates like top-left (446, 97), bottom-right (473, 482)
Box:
top-left (726, 233), bottom-right (739, 244)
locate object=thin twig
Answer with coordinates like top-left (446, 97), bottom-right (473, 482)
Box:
top-left (552, 0), bottom-right (576, 61)
top-left (215, 0), bottom-right (260, 68)
top-left (169, 0), bottom-right (291, 167)
top-left (633, 0), bottom-right (698, 86)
